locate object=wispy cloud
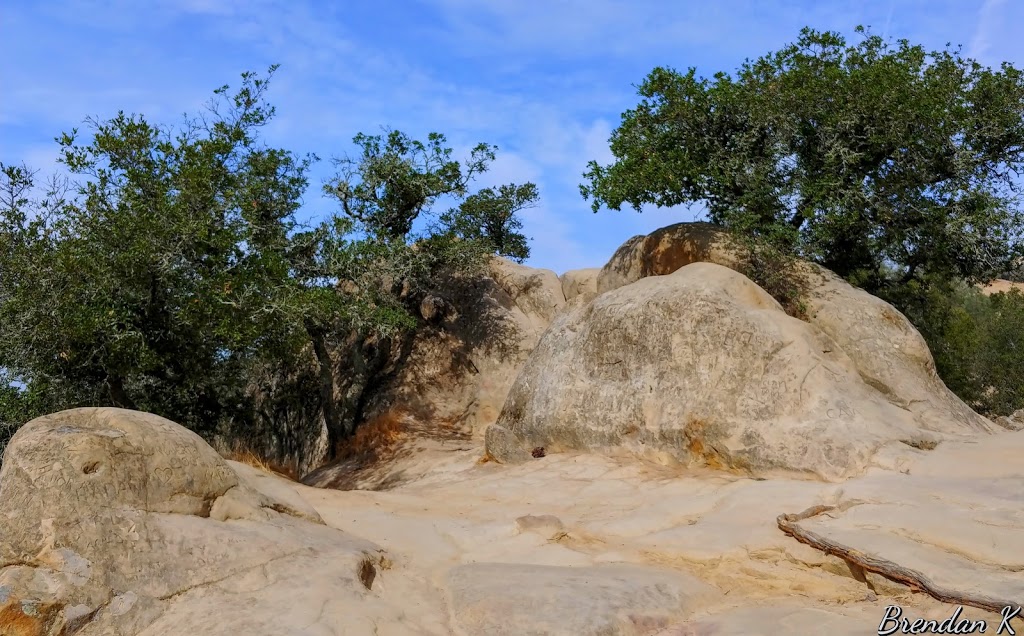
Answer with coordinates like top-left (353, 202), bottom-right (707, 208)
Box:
top-left (3, 0), bottom-right (1023, 273)
top-left (970, 0), bottom-right (1008, 60)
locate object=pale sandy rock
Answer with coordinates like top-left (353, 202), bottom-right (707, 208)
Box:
top-left (0, 408), bottom-right (410, 636)
top-left (484, 422), bottom-right (533, 463)
top-left (299, 433), bottom-right (1024, 634)
top-left (226, 459), bottom-right (324, 524)
top-left (796, 262), bottom-right (994, 435)
top-left (514, 514), bottom-right (565, 538)
top-left (6, 405), bottom-right (1016, 634)
top-left (661, 604), bottom-right (870, 635)
top-left (488, 256), bottom-right (566, 328)
top-left (778, 431), bottom-right (1024, 608)
top-left (591, 222), bottom-right (996, 438)
top-left (488, 262), bottom-right (954, 480)
top-left (560, 267), bottom-right (601, 303)
top-left (445, 562), bottom-right (718, 636)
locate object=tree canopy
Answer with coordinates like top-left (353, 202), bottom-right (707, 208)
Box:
top-left (0, 67), bottom-right (537, 459)
top-left (581, 27), bottom-right (1024, 292)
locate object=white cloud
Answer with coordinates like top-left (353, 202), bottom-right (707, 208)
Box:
top-left (970, 0), bottom-right (1008, 61)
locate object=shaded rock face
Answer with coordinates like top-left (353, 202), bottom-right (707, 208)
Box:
top-left (0, 408), bottom-right (386, 635)
top-left (357, 257), bottom-right (567, 441)
top-left (235, 257), bottom-right (568, 478)
top-left (487, 263), bottom-right (989, 481)
top-left (593, 222), bottom-right (994, 437)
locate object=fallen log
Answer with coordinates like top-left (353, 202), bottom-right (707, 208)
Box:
top-left (777, 504), bottom-right (1021, 615)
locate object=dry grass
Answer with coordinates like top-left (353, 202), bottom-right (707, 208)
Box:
top-left (0, 602), bottom-right (47, 636)
top-left (222, 447), bottom-right (299, 482)
top-left (336, 407), bottom-right (410, 462)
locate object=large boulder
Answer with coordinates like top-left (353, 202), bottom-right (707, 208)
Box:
top-left (593, 222), bottom-right (995, 436)
top-left (487, 263), bottom-right (990, 481)
top-left (596, 222), bottom-right (743, 294)
top-left (796, 263), bottom-right (993, 434)
top-left (0, 408), bottom-right (395, 635)
top-left (560, 267), bottom-right (601, 304)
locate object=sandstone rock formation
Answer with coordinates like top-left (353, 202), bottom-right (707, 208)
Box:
top-left (559, 267), bottom-right (601, 304)
top-left (0, 408), bottom-right (401, 635)
top-left (995, 408), bottom-right (1024, 431)
top-left (446, 563), bottom-right (716, 635)
top-left (302, 424), bottom-right (1024, 635)
top-left (3, 407), bottom-right (1022, 634)
top-left (365, 257), bottom-right (566, 438)
top-left (595, 222), bottom-right (743, 295)
top-left (487, 262), bottom-right (993, 480)
top-left (594, 222), bottom-right (994, 436)
top-left (237, 256), bottom-right (568, 477)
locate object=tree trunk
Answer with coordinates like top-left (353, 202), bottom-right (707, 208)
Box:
top-left (305, 322), bottom-right (345, 457)
top-left (106, 374), bottom-right (138, 410)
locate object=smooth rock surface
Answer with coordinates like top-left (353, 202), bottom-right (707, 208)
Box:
top-left (446, 563), bottom-right (718, 635)
top-left (488, 262), bottom-right (968, 480)
top-left (4, 407), bottom-right (1023, 634)
top-left (560, 267), bottom-right (601, 303)
top-left (0, 408), bottom-right (407, 636)
top-left (592, 222), bottom-right (995, 438)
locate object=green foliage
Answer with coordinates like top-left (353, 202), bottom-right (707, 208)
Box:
top-left (313, 129), bottom-right (535, 450)
top-left (0, 69), bottom-right (535, 461)
top-left (0, 67), bottom-right (317, 437)
top-left (0, 378), bottom-right (48, 455)
top-left (439, 183), bottom-right (537, 262)
top-left (582, 26), bottom-right (1024, 293)
top-left (897, 281), bottom-right (1024, 415)
top-left (325, 130), bottom-right (536, 257)
top-left (733, 235), bottom-right (808, 318)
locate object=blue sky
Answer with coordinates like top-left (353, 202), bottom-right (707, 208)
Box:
top-left (3, 0), bottom-right (1023, 274)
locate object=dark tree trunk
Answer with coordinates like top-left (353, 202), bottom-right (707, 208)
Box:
top-left (306, 322), bottom-right (345, 456)
top-left (106, 374), bottom-right (138, 410)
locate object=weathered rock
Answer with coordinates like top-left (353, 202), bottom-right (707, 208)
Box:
top-left (488, 257), bottom-right (567, 327)
top-left (560, 267), bottom-right (601, 303)
top-left (484, 422), bottom-right (533, 464)
top-left (357, 256), bottom-right (567, 442)
top-left (237, 256), bottom-right (568, 478)
top-left (487, 262), bottom-right (983, 480)
top-left (663, 605), bottom-right (871, 635)
top-left (796, 262), bottom-right (993, 435)
top-left (596, 222), bottom-right (744, 294)
top-left (0, 408), bottom-right (397, 635)
top-left (419, 293), bottom-right (449, 322)
top-left (445, 562), bottom-right (718, 635)
top-left (514, 514), bottom-right (565, 538)
top-left (6, 405), bottom-right (1021, 633)
top-left (593, 222), bottom-right (995, 437)
top-left (776, 430), bottom-right (1024, 613)
top-left (994, 408), bottom-right (1024, 431)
